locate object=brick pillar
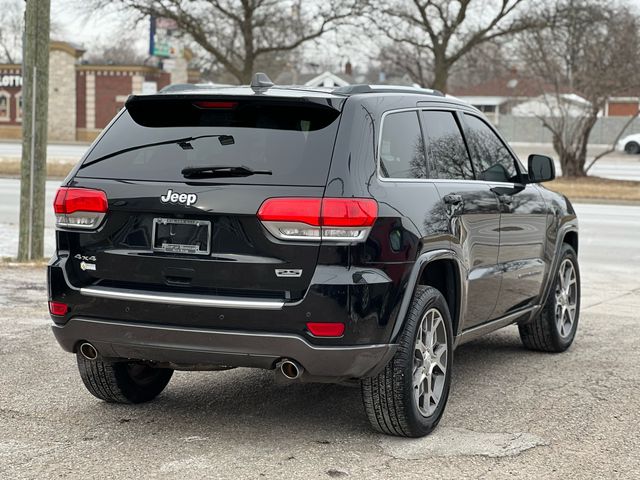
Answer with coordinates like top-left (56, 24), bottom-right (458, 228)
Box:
top-left (131, 74), bottom-right (144, 94)
top-left (167, 57), bottom-right (188, 85)
top-left (85, 73), bottom-right (95, 130)
top-left (47, 48), bottom-right (76, 141)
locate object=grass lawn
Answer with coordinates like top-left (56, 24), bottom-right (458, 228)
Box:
top-left (0, 160), bottom-right (74, 178)
top-left (546, 176), bottom-right (640, 203)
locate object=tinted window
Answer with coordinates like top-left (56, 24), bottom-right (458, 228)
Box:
top-left (420, 110), bottom-right (474, 180)
top-left (77, 100), bottom-right (341, 186)
top-left (463, 114), bottom-right (519, 183)
top-left (379, 111), bottom-right (427, 179)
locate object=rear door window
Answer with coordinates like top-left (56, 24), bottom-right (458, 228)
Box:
top-left (379, 111), bottom-right (428, 179)
top-left (420, 110), bottom-right (474, 180)
top-left (77, 98), bottom-right (341, 186)
top-left (463, 114), bottom-right (520, 183)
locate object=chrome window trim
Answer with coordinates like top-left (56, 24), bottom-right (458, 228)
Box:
top-left (377, 108), bottom-right (426, 182)
top-left (376, 106), bottom-right (524, 186)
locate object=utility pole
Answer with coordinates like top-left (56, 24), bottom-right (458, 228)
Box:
top-left (18, 0), bottom-right (50, 261)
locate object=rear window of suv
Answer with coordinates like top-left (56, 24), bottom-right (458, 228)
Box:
top-left (77, 97), bottom-right (342, 186)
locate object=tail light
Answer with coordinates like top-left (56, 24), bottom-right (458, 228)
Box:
top-left (306, 322), bottom-right (345, 337)
top-left (54, 187), bottom-right (108, 229)
top-left (48, 301), bottom-right (68, 316)
top-left (193, 101), bottom-right (238, 109)
top-left (257, 197), bottom-right (377, 242)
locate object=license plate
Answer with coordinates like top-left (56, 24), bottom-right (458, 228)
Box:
top-left (152, 218), bottom-right (211, 255)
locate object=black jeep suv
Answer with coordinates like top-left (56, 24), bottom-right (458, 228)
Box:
top-left (48, 75), bottom-right (580, 437)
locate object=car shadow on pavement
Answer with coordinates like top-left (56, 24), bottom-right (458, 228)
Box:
top-left (87, 328), bottom-right (539, 437)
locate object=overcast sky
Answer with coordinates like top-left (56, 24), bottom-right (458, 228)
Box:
top-left (52, 0), bottom-right (150, 54)
top-left (49, 0), bottom-right (367, 74)
top-left (44, 0), bottom-right (640, 78)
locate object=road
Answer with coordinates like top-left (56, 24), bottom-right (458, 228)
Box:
top-left (0, 177), bottom-right (639, 262)
top-left (0, 141), bottom-right (90, 161)
top-left (0, 195), bottom-right (639, 477)
top-left (0, 179), bottom-right (58, 258)
top-left (1, 140), bottom-right (640, 180)
top-left (512, 143), bottom-right (640, 181)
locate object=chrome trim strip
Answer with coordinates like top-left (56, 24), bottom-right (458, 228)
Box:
top-left (455, 305), bottom-right (540, 347)
top-left (80, 286), bottom-right (285, 310)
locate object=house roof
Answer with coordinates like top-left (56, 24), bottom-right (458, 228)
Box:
top-left (274, 70), bottom-right (354, 87)
top-left (451, 74), bottom-right (571, 99)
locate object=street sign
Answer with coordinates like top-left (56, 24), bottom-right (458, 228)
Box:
top-left (149, 16), bottom-right (181, 58)
top-left (0, 74), bottom-right (22, 87)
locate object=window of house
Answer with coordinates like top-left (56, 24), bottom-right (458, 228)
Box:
top-left (15, 92), bottom-right (22, 123)
top-left (475, 105), bottom-right (497, 113)
top-left (420, 110), bottom-right (474, 180)
top-left (463, 113), bottom-right (519, 183)
top-left (379, 111), bottom-right (428, 179)
top-left (0, 91), bottom-right (10, 121)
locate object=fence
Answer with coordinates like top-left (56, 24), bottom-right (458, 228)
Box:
top-left (495, 115), bottom-right (640, 145)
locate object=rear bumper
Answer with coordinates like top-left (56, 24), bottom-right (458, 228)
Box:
top-left (52, 317), bottom-right (397, 379)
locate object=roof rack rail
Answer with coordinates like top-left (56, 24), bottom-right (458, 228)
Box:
top-left (332, 84), bottom-right (445, 97)
top-left (159, 83), bottom-right (224, 93)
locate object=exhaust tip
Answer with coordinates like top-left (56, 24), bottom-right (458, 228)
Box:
top-left (79, 342), bottom-right (98, 361)
top-left (279, 359), bottom-right (303, 380)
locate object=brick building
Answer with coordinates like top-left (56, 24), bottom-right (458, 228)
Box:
top-left (0, 40), bottom-right (199, 142)
top-left (451, 73), bottom-right (639, 123)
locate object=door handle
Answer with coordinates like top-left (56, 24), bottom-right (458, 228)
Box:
top-left (443, 194), bottom-right (463, 205)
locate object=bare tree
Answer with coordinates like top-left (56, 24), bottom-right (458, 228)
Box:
top-left (519, 0), bottom-right (640, 177)
top-left (91, 0), bottom-right (360, 84)
top-left (0, 0), bottom-right (24, 63)
top-left (86, 32), bottom-right (148, 65)
top-left (367, 0), bottom-right (534, 92)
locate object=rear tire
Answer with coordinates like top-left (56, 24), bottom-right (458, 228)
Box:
top-left (77, 354), bottom-right (173, 404)
top-left (361, 286), bottom-right (453, 437)
top-left (624, 141), bottom-right (640, 154)
top-left (519, 244), bottom-right (580, 352)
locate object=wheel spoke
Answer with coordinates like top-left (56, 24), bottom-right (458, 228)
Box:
top-left (563, 265), bottom-right (572, 290)
top-left (430, 316), bottom-right (442, 348)
top-left (425, 375), bottom-right (433, 413)
top-left (433, 344), bottom-right (447, 374)
top-left (413, 367), bottom-right (425, 389)
top-left (558, 264), bottom-right (566, 289)
top-left (425, 311), bottom-right (435, 350)
top-left (415, 338), bottom-right (428, 357)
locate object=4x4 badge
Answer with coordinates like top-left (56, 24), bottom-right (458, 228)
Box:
top-left (160, 189), bottom-right (197, 206)
top-left (275, 269), bottom-right (302, 278)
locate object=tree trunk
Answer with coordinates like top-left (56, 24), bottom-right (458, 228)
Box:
top-left (18, 0), bottom-right (50, 261)
top-left (555, 114), bottom-right (598, 178)
top-left (562, 156), bottom-right (587, 177)
top-left (430, 52), bottom-right (449, 93)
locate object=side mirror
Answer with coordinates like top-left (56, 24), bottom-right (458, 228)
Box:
top-left (527, 154), bottom-right (555, 183)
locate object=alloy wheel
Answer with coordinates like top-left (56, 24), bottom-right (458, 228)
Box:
top-left (554, 259), bottom-right (578, 338)
top-left (413, 308), bottom-right (448, 417)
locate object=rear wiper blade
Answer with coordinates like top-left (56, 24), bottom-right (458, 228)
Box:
top-left (80, 134), bottom-right (234, 169)
top-left (181, 165), bottom-right (272, 179)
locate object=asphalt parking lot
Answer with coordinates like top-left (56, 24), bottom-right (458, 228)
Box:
top-left (1, 204), bottom-right (639, 479)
